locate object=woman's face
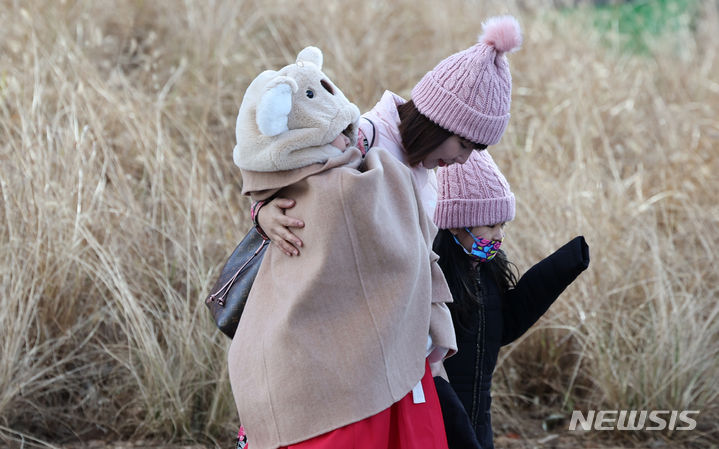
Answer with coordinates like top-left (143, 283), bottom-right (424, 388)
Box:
top-left (421, 135), bottom-right (476, 169)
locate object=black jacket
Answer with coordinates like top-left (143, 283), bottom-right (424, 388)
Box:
top-left (435, 236), bottom-right (590, 449)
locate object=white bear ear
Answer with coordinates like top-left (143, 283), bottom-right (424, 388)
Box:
top-left (297, 46), bottom-right (323, 69)
top-left (256, 76), bottom-right (298, 136)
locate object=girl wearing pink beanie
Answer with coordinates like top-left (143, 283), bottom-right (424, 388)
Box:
top-left (432, 150), bottom-right (590, 448)
top-left (255, 15), bottom-right (523, 256)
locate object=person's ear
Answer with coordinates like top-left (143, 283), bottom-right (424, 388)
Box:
top-left (448, 228), bottom-right (462, 237)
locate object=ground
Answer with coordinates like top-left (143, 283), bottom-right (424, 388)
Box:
top-left (52, 410), bottom-right (714, 449)
top-left (55, 433), bottom-right (707, 449)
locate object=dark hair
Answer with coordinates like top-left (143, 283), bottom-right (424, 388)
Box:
top-left (433, 229), bottom-right (518, 334)
top-left (397, 100), bottom-right (452, 166)
top-left (397, 100), bottom-right (488, 166)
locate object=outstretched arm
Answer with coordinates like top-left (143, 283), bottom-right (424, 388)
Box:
top-left (501, 236), bottom-right (590, 345)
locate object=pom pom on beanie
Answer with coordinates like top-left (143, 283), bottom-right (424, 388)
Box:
top-left (480, 15), bottom-right (522, 54)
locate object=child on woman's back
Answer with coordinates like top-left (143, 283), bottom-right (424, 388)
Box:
top-left (229, 46), bottom-right (456, 449)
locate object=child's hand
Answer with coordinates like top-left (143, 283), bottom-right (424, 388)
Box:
top-left (257, 197), bottom-right (304, 256)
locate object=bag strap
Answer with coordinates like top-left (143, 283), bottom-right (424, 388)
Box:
top-left (209, 234), bottom-right (269, 307)
top-left (250, 192), bottom-right (280, 240)
top-left (364, 117), bottom-right (377, 148)
top-left (358, 116), bottom-right (377, 155)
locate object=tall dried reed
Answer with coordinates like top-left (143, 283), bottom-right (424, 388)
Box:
top-left (1, 0), bottom-right (717, 447)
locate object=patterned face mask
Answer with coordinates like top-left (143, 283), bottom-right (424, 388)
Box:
top-left (452, 227), bottom-right (503, 263)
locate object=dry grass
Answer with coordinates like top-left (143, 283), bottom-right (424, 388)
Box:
top-left (1, 0), bottom-right (717, 448)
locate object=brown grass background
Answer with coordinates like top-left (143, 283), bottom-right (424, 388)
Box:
top-left (1, 0), bottom-right (718, 447)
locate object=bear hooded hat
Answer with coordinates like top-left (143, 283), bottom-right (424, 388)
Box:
top-left (233, 46), bottom-right (360, 172)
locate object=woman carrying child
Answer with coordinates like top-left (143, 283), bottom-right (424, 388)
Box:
top-left (228, 46), bottom-right (456, 449)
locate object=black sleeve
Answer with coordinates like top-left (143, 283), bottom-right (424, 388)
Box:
top-left (433, 377), bottom-right (483, 449)
top-left (501, 236), bottom-right (590, 345)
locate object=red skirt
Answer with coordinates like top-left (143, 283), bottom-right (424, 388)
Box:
top-left (274, 359), bottom-right (448, 449)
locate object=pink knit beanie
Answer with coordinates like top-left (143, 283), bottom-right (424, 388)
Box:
top-left (434, 150), bottom-right (515, 229)
top-left (411, 15), bottom-right (522, 146)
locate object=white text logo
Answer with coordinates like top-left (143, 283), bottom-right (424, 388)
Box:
top-left (568, 410), bottom-right (699, 431)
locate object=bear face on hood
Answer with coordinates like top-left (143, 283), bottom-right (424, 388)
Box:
top-left (233, 46), bottom-right (360, 172)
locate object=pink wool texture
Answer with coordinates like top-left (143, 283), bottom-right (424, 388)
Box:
top-left (433, 150), bottom-right (515, 229)
top-left (411, 15), bottom-right (522, 146)
top-left (480, 15), bottom-right (522, 54)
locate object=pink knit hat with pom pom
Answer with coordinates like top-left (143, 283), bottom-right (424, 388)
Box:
top-left (411, 15), bottom-right (522, 146)
top-left (434, 149), bottom-right (515, 229)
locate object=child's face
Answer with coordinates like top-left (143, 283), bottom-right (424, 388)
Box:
top-left (330, 133), bottom-right (351, 151)
top-left (451, 223), bottom-right (505, 252)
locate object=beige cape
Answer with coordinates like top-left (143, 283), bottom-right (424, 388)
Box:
top-left (228, 147), bottom-right (456, 449)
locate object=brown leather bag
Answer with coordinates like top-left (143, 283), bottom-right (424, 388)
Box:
top-left (205, 228), bottom-right (269, 338)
